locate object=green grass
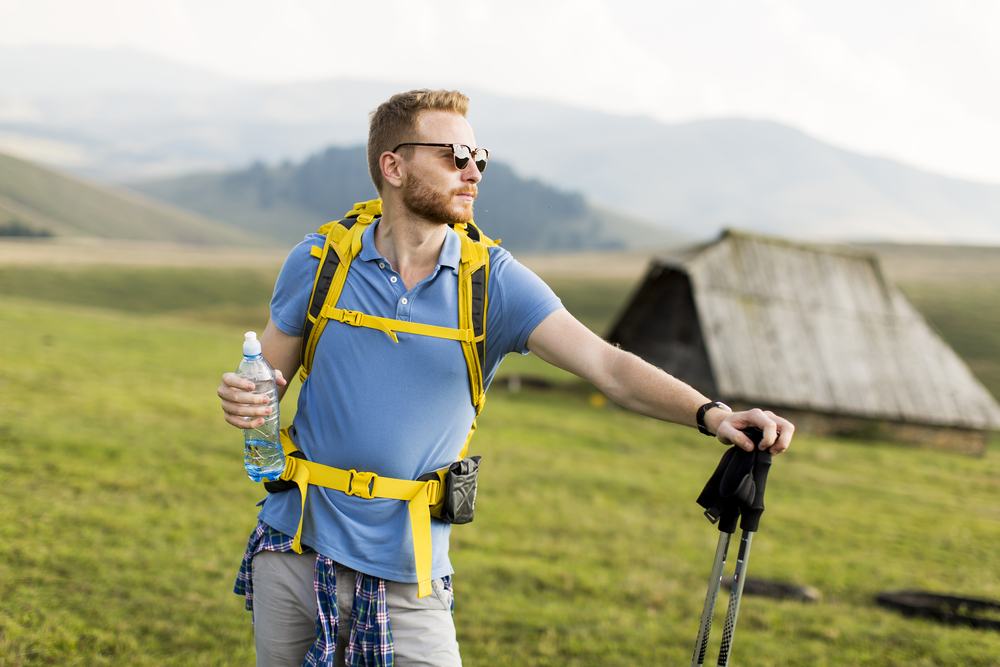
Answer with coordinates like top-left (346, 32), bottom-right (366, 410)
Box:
top-left (900, 283), bottom-right (1000, 400)
top-left (543, 276), bottom-right (638, 336)
top-left (462, 394), bottom-right (1000, 666)
top-left (2, 277), bottom-right (1000, 665)
top-left (6, 251), bottom-right (994, 400)
top-left (0, 299), bottom-right (260, 666)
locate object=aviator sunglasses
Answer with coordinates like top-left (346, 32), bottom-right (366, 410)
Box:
top-left (393, 143), bottom-right (490, 173)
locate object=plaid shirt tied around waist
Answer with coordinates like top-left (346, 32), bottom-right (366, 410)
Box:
top-left (235, 520), bottom-right (451, 667)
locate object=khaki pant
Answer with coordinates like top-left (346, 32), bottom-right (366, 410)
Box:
top-left (250, 550), bottom-right (462, 667)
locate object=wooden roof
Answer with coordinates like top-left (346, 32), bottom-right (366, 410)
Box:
top-left (640, 230), bottom-right (1000, 430)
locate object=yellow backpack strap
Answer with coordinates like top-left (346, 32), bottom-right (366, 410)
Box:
top-left (299, 199), bottom-right (382, 380)
top-left (457, 227), bottom-right (492, 411)
top-left (277, 427), bottom-right (445, 597)
top-left (305, 225), bottom-right (490, 463)
top-left (319, 307), bottom-right (475, 344)
top-left (278, 208), bottom-right (497, 596)
top-left (453, 222), bottom-right (495, 460)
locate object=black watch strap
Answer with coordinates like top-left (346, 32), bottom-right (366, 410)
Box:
top-left (697, 401), bottom-right (731, 436)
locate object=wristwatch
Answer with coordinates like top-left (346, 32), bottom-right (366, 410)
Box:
top-left (696, 401), bottom-right (731, 436)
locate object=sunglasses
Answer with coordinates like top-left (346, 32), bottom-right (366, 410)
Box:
top-left (393, 143), bottom-right (489, 173)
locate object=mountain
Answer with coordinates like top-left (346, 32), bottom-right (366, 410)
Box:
top-left (476, 109), bottom-right (1000, 244)
top-left (127, 146), bottom-right (681, 253)
top-left (4, 47), bottom-right (1000, 244)
top-left (0, 150), bottom-right (265, 245)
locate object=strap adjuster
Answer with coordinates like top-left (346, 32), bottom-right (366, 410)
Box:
top-left (347, 469), bottom-right (377, 499)
top-left (337, 310), bottom-right (364, 326)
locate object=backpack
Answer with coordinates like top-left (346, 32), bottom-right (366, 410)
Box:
top-left (299, 198), bottom-right (497, 429)
top-left (268, 198), bottom-right (498, 598)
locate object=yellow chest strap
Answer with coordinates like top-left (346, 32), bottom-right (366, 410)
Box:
top-left (299, 200), bottom-right (493, 415)
top-left (323, 304), bottom-right (476, 344)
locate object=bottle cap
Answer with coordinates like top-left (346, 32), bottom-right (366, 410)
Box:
top-left (243, 331), bottom-right (262, 356)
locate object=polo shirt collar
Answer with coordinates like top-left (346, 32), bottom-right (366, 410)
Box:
top-left (359, 218), bottom-right (462, 275)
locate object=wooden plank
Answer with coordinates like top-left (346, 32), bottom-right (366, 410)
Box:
top-left (677, 232), bottom-right (1000, 430)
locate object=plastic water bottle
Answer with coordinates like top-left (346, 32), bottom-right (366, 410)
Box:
top-left (237, 331), bottom-right (284, 482)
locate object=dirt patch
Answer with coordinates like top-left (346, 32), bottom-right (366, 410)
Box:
top-left (857, 242), bottom-right (1000, 286)
top-left (0, 237), bottom-right (289, 268)
top-left (5, 238), bottom-right (997, 286)
top-left (516, 250), bottom-right (654, 280)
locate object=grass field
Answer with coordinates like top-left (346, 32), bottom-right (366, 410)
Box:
top-left (2, 243), bottom-right (1000, 665)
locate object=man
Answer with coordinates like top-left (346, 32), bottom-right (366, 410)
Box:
top-left (218, 89), bottom-right (794, 666)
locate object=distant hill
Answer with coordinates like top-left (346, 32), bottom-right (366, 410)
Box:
top-left (127, 146), bottom-right (682, 253)
top-left (5, 48), bottom-right (1000, 244)
top-left (0, 151), bottom-right (264, 245)
top-left (476, 110), bottom-right (1000, 244)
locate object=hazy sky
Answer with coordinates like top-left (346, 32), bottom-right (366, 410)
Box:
top-left (3, 0), bottom-right (999, 185)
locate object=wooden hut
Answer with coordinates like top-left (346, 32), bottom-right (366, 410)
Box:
top-left (607, 230), bottom-right (1000, 453)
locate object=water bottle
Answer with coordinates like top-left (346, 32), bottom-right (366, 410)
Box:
top-left (237, 331), bottom-right (284, 482)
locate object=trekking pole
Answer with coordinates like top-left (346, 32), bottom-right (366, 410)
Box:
top-left (716, 442), bottom-right (772, 667)
top-left (691, 505), bottom-right (738, 667)
top-left (691, 428), bottom-right (773, 667)
top-left (715, 530), bottom-right (752, 666)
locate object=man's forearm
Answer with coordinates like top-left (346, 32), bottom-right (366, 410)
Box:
top-left (260, 318), bottom-right (302, 401)
top-left (526, 308), bottom-right (792, 452)
top-left (594, 344), bottom-right (710, 428)
top-left (528, 308), bottom-right (711, 428)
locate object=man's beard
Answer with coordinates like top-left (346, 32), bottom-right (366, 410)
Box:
top-left (401, 173), bottom-right (476, 225)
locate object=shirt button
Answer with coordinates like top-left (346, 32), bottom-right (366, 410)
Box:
top-left (401, 297), bottom-right (408, 305)
top-left (390, 276), bottom-right (397, 283)
top-left (379, 262), bottom-right (385, 269)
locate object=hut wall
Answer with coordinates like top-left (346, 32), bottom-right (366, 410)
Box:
top-left (608, 265), bottom-right (717, 396)
top-left (685, 234), bottom-right (1000, 431)
top-left (607, 232), bottom-right (1000, 441)
top-left (726, 403), bottom-right (989, 455)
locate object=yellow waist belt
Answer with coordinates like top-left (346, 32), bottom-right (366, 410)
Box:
top-left (275, 427), bottom-right (446, 599)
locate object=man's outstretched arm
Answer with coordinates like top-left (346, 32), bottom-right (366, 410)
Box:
top-left (526, 308), bottom-right (794, 453)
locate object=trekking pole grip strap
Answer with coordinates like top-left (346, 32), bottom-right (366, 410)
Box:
top-left (695, 427), bottom-right (774, 533)
top-left (740, 443), bottom-right (771, 532)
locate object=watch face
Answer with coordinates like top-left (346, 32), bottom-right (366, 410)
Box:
top-left (697, 401), bottom-right (730, 436)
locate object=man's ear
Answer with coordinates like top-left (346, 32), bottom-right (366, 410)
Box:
top-left (380, 150), bottom-right (404, 189)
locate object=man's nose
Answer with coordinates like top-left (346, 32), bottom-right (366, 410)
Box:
top-left (460, 159), bottom-right (482, 183)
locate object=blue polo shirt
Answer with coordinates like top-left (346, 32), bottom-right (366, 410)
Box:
top-left (259, 220), bottom-right (562, 582)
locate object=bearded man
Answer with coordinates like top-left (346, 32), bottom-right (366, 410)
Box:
top-left (217, 89), bottom-right (794, 667)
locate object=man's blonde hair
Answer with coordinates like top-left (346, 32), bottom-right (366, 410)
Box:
top-left (367, 89), bottom-right (470, 193)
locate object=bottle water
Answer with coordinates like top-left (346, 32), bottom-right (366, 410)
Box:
top-left (237, 331), bottom-right (284, 482)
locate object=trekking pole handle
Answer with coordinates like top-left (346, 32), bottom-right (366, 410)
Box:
top-left (738, 427), bottom-right (772, 533)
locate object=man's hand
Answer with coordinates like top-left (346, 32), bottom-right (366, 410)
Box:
top-left (709, 408), bottom-right (794, 455)
top-left (217, 318), bottom-right (301, 430)
top-left (217, 370), bottom-right (288, 430)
